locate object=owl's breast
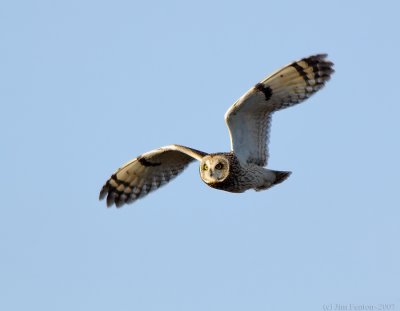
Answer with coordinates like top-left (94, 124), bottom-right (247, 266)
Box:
top-left (204, 176), bottom-right (245, 193)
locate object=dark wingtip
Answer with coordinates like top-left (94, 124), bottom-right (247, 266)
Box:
top-left (304, 53), bottom-right (333, 66)
top-left (308, 53), bottom-right (328, 60)
top-left (99, 184), bottom-right (108, 201)
top-left (316, 53), bottom-right (328, 58)
top-left (106, 192), bottom-right (116, 207)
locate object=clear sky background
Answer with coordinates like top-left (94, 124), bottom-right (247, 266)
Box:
top-left (1, 0), bottom-right (399, 310)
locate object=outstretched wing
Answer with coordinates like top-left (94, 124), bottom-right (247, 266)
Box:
top-left (99, 144), bottom-right (207, 207)
top-left (225, 54), bottom-right (334, 166)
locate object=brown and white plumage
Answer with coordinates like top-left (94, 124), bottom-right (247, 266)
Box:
top-left (99, 54), bottom-right (334, 207)
top-left (99, 145), bottom-right (206, 207)
top-left (225, 54), bottom-right (333, 166)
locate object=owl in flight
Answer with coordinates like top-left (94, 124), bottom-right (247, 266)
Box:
top-left (100, 54), bottom-right (334, 207)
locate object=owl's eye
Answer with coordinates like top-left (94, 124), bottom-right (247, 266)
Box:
top-left (202, 164), bottom-right (208, 171)
top-left (215, 163), bottom-right (223, 170)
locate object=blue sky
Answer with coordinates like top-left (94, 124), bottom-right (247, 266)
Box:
top-left (1, 0), bottom-right (399, 310)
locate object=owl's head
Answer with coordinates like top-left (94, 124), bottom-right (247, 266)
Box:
top-left (199, 155), bottom-right (230, 184)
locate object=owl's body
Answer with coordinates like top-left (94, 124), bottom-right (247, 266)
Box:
top-left (199, 152), bottom-right (290, 193)
top-left (100, 54), bottom-right (334, 207)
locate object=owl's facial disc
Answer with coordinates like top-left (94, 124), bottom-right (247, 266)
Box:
top-left (200, 156), bottom-right (229, 184)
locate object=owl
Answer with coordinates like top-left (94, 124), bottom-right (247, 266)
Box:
top-left (99, 54), bottom-right (334, 207)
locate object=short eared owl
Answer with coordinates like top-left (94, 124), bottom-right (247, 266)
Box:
top-left (100, 54), bottom-right (334, 207)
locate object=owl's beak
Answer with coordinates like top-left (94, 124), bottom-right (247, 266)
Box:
top-left (209, 169), bottom-right (214, 177)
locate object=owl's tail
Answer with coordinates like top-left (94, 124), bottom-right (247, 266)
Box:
top-left (271, 170), bottom-right (292, 186)
top-left (254, 169), bottom-right (291, 191)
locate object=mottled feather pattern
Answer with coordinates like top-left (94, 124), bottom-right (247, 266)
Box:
top-left (99, 145), bottom-right (206, 207)
top-left (264, 54), bottom-right (334, 110)
top-left (99, 162), bottom-right (185, 207)
top-left (225, 54), bottom-right (334, 166)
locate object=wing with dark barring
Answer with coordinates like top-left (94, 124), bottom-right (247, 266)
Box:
top-left (99, 144), bottom-right (207, 207)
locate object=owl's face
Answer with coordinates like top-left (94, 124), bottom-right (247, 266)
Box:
top-left (199, 155), bottom-right (230, 184)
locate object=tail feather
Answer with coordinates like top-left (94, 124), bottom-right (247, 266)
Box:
top-left (272, 170), bottom-right (292, 186)
top-left (255, 169), bottom-right (292, 191)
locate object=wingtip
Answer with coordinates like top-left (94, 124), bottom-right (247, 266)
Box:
top-left (99, 187), bottom-right (107, 201)
top-left (310, 53), bottom-right (328, 59)
top-left (106, 192), bottom-right (117, 207)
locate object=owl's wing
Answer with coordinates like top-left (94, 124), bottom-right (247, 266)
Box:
top-left (99, 144), bottom-right (207, 207)
top-left (225, 54), bottom-right (334, 166)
